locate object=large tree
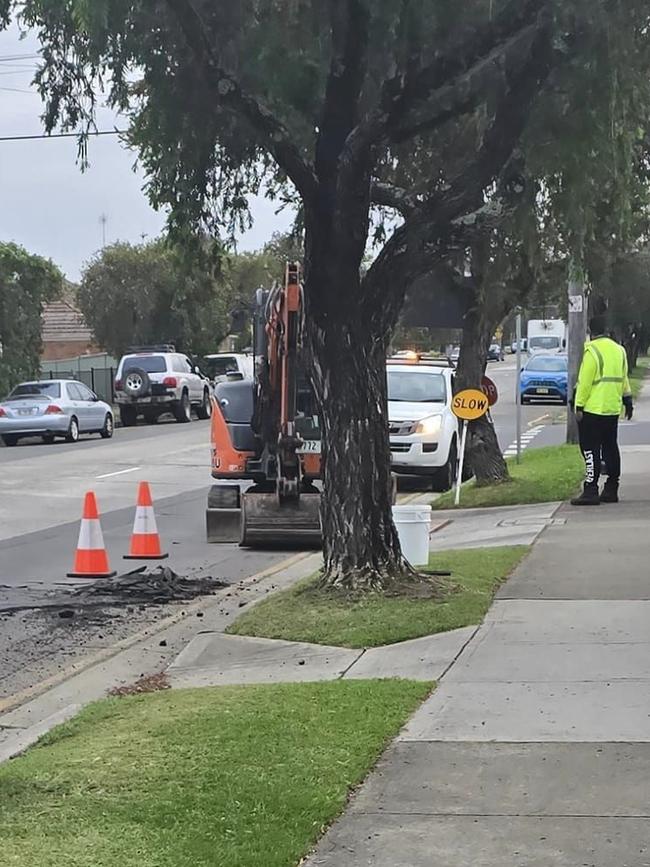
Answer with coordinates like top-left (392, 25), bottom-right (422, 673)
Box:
top-left (77, 240), bottom-right (235, 357)
top-left (13, 0), bottom-right (650, 589)
top-left (0, 242), bottom-right (63, 396)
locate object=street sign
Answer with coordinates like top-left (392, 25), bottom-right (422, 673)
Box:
top-left (452, 389), bottom-right (489, 507)
top-left (481, 376), bottom-right (498, 407)
top-left (451, 389), bottom-right (489, 421)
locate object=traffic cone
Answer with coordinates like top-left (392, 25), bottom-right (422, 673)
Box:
top-left (68, 492), bottom-right (117, 579)
top-left (124, 481), bottom-right (169, 560)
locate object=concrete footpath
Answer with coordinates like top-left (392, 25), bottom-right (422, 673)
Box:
top-left (304, 444), bottom-right (650, 866)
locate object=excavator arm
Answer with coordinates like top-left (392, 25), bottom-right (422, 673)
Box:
top-left (206, 263), bottom-right (322, 547)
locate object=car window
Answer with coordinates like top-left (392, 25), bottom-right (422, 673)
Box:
top-left (183, 356), bottom-right (195, 374)
top-left (525, 356), bottom-right (568, 372)
top-left (387, 370), bottom-right (446, 403)
top-left (121, 355), bottom-right (167, 374)
top-left (76, 383), bottom-right (96, 401)
top-left (529, 336), bottom-right (561, 351)
top-left (9, 382), bottom-right (61, 399)
top-left (67, 382), bottom-right (84, 401)
top-left (204, 357), bottom-right (240, 379)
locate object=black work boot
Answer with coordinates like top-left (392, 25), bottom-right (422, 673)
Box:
top-left (600, 480), bottom-right (619, 503)
top-left (571, 484), bottom-right (601, 506)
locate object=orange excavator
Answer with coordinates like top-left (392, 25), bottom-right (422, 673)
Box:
top-left (206, 263), bottom-right (322, 546)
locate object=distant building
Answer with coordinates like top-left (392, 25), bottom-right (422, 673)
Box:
top-left (41, 297), bottom-right (98, 361)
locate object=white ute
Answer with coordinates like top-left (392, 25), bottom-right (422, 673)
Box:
top-left (387, 355), bottom-right (459, 491)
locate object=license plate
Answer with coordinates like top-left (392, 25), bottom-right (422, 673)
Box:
top-left (298, 440), bottom-right (321, 454)
top-left (536, 388), bottom-right (549, 394)
top-left (18, 408), bottom-right (37, 416)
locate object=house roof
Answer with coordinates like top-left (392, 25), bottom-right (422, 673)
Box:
top-left (42, 298), bottom-right (94, 343)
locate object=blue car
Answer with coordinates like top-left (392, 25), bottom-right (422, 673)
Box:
top-left (520, 354), bottom-right (568, 405)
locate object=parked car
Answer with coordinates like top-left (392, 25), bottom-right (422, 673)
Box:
top-left (114, 346), bottom-right (212, 426)
top-left (387, 357), bottom-right (459, 491)
top-left (520, 353), bottom-right (568, 404)
top-left (510, 338), bottom-right (528, 354)
top-left (201, 353), bottom-right (254, 385)
top-left (447, 346), bottom-right (460, 365)
top-left (0, 380), bottom-right (114, 446)
top-left (487, 343), bottom-right (504, 362)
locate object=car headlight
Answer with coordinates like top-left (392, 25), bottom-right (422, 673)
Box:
top-left (415, 415), bottom-right (442, 435)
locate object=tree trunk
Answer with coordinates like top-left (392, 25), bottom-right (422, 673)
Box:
top-left (302, 203), bottom-right (419, 593)
top-left (455, 293), bottom-right (510, 486)
top-left (308, 315), bottom-right (410, 591)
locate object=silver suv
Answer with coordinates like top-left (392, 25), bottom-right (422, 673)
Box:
top-left (114, 346), bottom-right (212, 426)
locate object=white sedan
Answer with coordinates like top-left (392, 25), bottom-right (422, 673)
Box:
top-left (0, 379), bottom-right (114, 447)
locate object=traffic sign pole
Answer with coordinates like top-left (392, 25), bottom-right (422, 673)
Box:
top-left (455, 420), bottom-right (469, 506)
top-left (451, 388), bottom-right (490, 507)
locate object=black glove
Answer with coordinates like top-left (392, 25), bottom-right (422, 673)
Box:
top-left (623, 395), bottom-right (634, 420)
top-left (575, 406), bottom-right (584, 423)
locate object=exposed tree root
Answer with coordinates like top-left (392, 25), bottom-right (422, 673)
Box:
top-left (315, 560), bottom-right (457, 601)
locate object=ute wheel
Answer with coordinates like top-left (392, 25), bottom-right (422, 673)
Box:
top-left (42, 434), bottom-right (55, 445)
top-left (208, 484), bottom-right (241, 509)
top-left (100, 413), bottom-right (114, 439)
top-left (174, 391), bottom-right (192, 423)
top-left (196, 388), bottom-right (212, 420)
top-left (66, 416), bottom-right (79, 443)
top-left (433, 441), bottom-right (457, 493)
top-left (2, 435), bottom-right (18, 447)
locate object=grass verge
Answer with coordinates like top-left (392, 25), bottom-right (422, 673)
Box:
top-left (0, 680), bottom-right (429, 867)
top-left (433, 444), bottom-right (583, 510)
top-left (228, 546), bottom-right (527, 648)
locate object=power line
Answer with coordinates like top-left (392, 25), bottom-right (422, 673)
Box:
top-left (0, 54), bottom-right (40, 62)
top-left (0, 129), bottom-right (126, 142)
top-left (0, 86), bottom-right (38, 94)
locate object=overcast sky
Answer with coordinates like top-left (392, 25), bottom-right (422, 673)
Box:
top-left (0, 24), bottom-right (292, 282)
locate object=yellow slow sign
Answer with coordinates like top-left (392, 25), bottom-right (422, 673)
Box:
top-left (452, 389), bottom-right (489, 421)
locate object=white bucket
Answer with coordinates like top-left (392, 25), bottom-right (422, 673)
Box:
top-left (392, 504), bottom-right (432, 567)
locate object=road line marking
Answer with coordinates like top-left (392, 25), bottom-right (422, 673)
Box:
top-left (96, 466), bottom-right (141, 480)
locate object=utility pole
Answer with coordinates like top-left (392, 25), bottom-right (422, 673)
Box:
top-left (515, 310), bottom-right (522, 463)
top-left (99, 213), bottom-right (108, 248)
top-left (566, 276), bottom-right (588, 444)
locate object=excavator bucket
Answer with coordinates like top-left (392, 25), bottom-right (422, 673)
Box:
top-left (206, 484), bottom-right (241, 543)
top-left (240, 492), bottom-right (322, 548)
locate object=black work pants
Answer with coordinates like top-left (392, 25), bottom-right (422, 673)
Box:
top-left (578, 411), bottom-right (620, 490)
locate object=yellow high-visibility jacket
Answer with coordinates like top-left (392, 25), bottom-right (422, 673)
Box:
top-left (575, 336), bottom-right (631, 416)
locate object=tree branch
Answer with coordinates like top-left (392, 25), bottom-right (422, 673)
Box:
top-left (164, 0), bottom-right (318, 204)
top-left (389, 17), bottom-right (546, 143)
top-left (370, 181), bottom-right (418, 215)
top-left (316, 0), bottom-right (370, 183)
top-left (360, 16), bottom-right (556, 332)
top-left (343, 0), bottom-right (549, 162)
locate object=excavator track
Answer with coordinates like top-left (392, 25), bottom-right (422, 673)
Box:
top-left (240, 492), bottom-right (321, 548)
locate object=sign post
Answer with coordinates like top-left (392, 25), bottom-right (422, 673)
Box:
top-left (515, 312), bottom-right (522, 463)
top-left (452, 388), bottom-right (490, 507)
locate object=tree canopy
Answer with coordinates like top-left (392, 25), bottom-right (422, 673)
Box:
top-left (77, 240), bottom-right (236, 357)
top-left (0, 242), bottom-right (63, 396)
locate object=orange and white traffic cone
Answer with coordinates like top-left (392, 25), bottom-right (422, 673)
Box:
top-left (124, 481), bottom-right (169, 560)
top-left (68, 491), bottom-right (117, 579)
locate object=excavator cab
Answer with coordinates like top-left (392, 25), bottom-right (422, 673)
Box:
top-left (206, 264), bottom-right (322, 547)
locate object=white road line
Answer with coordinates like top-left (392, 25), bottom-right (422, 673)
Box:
top-left (503, 425), bottom-right (545, 457)
top-left (96, 466), bottom-right (141, 480)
